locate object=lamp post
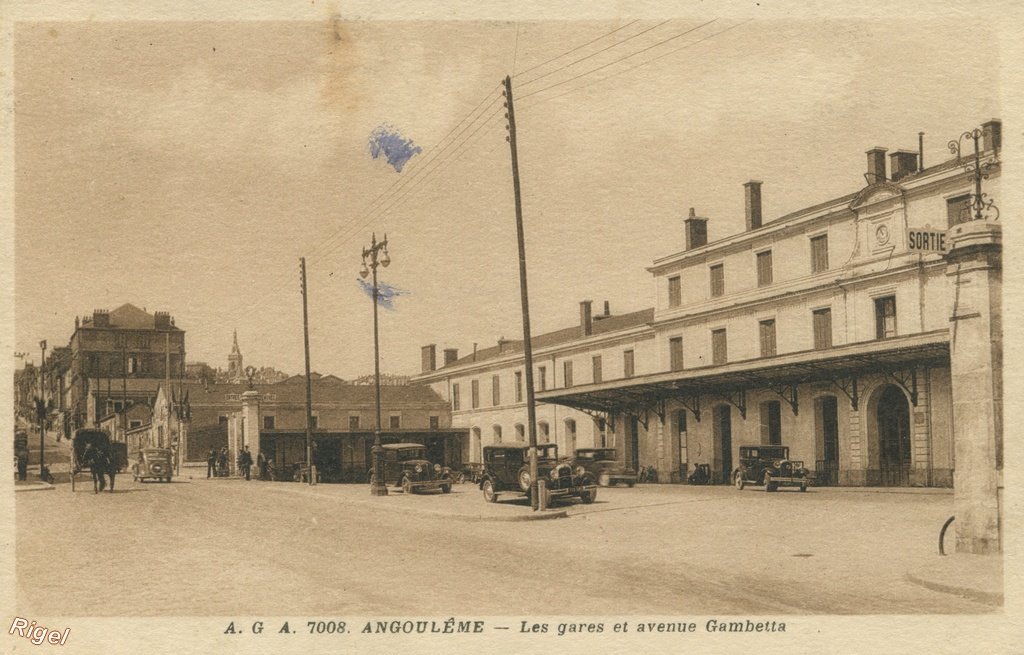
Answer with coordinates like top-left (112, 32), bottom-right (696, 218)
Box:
top-left (948, 125), bottom-right (1000, 222)
top-left (38, 340), bottom-right (48, 481)
top-left (361, 232), bottom-right (391, 497)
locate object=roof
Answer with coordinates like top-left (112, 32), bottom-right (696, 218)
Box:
top-left (81, 304), bottom-right (180, 330)
top-left (445, 308), bottom-right (654, 369)
top-left (182, 377), bottom-right (448, 408)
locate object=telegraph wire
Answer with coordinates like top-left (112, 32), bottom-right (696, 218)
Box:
top-left (520, 20), bottom-right (752, 109)
top-left (512, 19), bottom-right (639, 80)
top-left (515, 19), bottom-right (671, 89)
top-left (517, 19), bottom-right (718, 101)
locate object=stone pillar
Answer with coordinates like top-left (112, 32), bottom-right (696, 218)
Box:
top-left (227, 414), bottom-right (240, 476)
top-left (241, 390), bottom-right (261, 465)
top-left (945, 220), bottom-right (1002, 554)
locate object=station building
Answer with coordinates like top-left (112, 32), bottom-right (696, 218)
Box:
top-left (414, 120), bottom-right (1002, 553)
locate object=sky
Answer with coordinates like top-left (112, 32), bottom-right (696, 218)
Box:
top-left (12, 16), bottom-right (1001, 379)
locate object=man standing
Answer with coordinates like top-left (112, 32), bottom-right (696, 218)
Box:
top-left (240, 446), bottom-right (253, 481)
top-left (257, 450), bottom-right (268, 480)
top-left (206, 447), bottom-right (216, 479)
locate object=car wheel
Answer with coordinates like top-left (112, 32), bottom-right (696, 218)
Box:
top-left (482, 479), bottom-right (497, 503)
top-left (764, 476), bottom-right (775, 492)
top-left (517, 468), bottom-right (532, 492)
top-left (597, 472), bottom-right (610, 487)
top-left (401, 476), bottom-right (413, 495)
top-left (626, 480), bottom-right (635, 488)
top-left (800, 483), bottom-right (808, 492)
top-left (441, 482), bottom-right (452, 494)
top-left (735, 471), bottom-right (745, 490)
top-left (580, 488), bottom-right (597, 504)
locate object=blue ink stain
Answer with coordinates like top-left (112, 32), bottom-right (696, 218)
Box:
top-left (357, 278), bottom-right (410, 310)
top-left (367, 124), bottom-right (422, 172)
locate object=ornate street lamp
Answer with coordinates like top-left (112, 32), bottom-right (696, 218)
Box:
top-left (361, 232), bottom-right (391, 496)
top-left (948, 125), bottom-right (1000, 222)
top-left (37, 340), bottom-right (49, 481)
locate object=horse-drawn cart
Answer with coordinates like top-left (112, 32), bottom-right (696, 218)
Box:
top-left (70, 429), bottom-right (126, 492)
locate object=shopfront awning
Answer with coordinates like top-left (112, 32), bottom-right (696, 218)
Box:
top-left (535, 330), bottom-right (950, 419)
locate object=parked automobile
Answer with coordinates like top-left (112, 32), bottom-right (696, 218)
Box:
top-left (131, 447), bottom-right (174, 483)
top-left (479, 444), bottom-right (597, 504)
top-left (733, 445), bottom-right (810, 492)
top-left (571, 448), bottom-right (637, 487)
top-left (370, 443), bottom-right (454, 494)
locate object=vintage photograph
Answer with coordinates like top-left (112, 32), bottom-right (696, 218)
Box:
top-left (3, 3), bottom-right (1017, 653)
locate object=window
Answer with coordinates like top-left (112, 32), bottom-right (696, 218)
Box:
top-left (669, 337), bottom-right (684, 372)
top-left (759, 319), bottom-right (777, 358)
top-left (538, 366), bottom-right (547, 391)
top-left (875, 296), bottom-right (897, 339)
top-left (813, 308), bottom-right (833, 349)
top-left (127, 356), bottom-right (139, 374)
top-left (710, 264), bottom-right (725, 297)
top-left (668, 275), bottom-right (682, 308)
top-left (310, 415), bottom-right (319, 429)
top-left (623, 350), bottom-right (635, 379)
top-left (946, 194), bottom-right (972, 226)
top-left (263, 415), bottom-right (276, 430)
top-left (514, 371), bottom-right (523, 403)
top-left (389, 415), bottom-right (401, 429)
top-left (712, 329), bottom-right (728, 365)
top-left (429, 415), bottom-right (439, 430)
top-left (218, 415), bottom-right (228, 425)
top-left (493, 425), bottom-right (503, 444)
top-left (129, 420), bottom-right (142, 429)
top-left (563, 361), bottom-right (574, 388)
top-left (492, 374), bottom-right (501, 406)
top-left (760, 400), bottom-right (782, 445)
top-left (596, 418), bottom-right (608, 448)
top-left (349, 415), bottom-right (361, 430)
top-left (592, 355), bottom-right (602, 384)
top-left (515, 424), bottom-right (525, 440)
top-left (756, 250), bottom-right (773, 287)
top-left (811, 234), bottom-right (829, 273)
top-left (471, 379), bottom-right (480, 408)
top-left (539, 421), bottom-right (550, 443)
top-left (452, 383), bottom-right (461, 411)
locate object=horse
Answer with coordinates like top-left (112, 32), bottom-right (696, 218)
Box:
top-left (84, 445), bottom-right (117, 493)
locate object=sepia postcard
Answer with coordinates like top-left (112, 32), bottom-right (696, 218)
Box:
top-left (2, 1), bottom-right (1022, 653)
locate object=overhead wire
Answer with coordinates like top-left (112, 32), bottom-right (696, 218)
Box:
top-left (512, 19), bottom-right (640, 80)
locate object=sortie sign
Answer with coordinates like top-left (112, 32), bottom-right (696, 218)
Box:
top-left (907, 228), bottom-right (948, 253)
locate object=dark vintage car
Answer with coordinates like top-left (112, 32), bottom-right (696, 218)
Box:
top-left (371, 443), bottom-right (454, 494)
top-left (131, 447), bottom-right (174, 483)
top-left (733, 445), bottom-right (810, 492)
top-left (479, 444), bottom-right (597, 504)
top-left (572, 448), bottom-right (637, 487)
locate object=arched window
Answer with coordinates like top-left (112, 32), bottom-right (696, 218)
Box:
top-left (493, 425), bottom-right (503, 444)
top-left (514, 423), bottom-right (525, 441)
top-left (538, 421), bottom-right (550, 443)
top-left (564, 419), bottom-right (577, 453)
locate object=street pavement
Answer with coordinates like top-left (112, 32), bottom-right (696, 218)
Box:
top-left (15, 477), bottom-right (998, 616)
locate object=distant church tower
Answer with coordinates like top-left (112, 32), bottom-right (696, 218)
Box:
top-left (227, 330), bottom-right (244, 382)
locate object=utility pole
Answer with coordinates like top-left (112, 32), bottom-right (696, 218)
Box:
top-left (38, 340), bottom-right (48, 481)
top-left (300, 258), bottom-right (315, 485)
top-left (502, 75), bottom-right (544, 510)
top-left (120, 337), bottom-right (128, 443)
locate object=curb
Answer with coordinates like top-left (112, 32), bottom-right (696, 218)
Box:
top-left (904, 572), bottom-right (1003, 607)
top-left (14, 482), bottom-right (55, 493)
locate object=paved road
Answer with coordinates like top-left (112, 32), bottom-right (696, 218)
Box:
top-left (15, 478), bottom-right (992, 616)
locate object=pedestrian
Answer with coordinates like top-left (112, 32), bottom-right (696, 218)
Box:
top-left (206, 447), bottom-right (216, 479)
top-left (16, 448), bottom-right (29, 481)
top-left (257, 451), bottom-right (268, 480)
top-left (239, 446), bottom-right (253, 481)
top-left (218, 447), bottom-right (228, 477)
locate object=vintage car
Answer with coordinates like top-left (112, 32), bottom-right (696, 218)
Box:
top-left (571, 448), bottom-right (637, 487)
top-left (131, 447), bottom-right (174, 483)
top-left (479, 444), bottom-right (597, 504)
top-left (733, 445), bottom-right (810, 492)
top-left (371, 443), bottom-right (454, 494)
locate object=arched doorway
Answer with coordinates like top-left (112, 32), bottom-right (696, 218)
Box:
top-left (564, 419), bottom-right (577, 455)
top-left (876, 385), bottom-right (911, 486)
top-left (712, 405), bottom-right (732, 484)
top-left (814, 395), bottom-right (839, 486)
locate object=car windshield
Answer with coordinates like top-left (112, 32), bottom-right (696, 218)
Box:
top-left (534, 445), bottom-right (558, 459)
top-left (397, 448), bottom-right (426, 461)
top-left (744, 446), bottom-right (788, 459)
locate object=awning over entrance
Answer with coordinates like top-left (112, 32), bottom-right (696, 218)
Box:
top-left (536, 330), bottom-right (950, 421)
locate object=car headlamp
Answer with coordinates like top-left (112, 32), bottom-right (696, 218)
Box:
top-left (575, 465), bottom-right (586, 478)
top-left (549, 468), bottom-right (559, 481)
top-left (433, 464), bottom-right (442, 473)
top-left (415, 464), bottom-right (424, 473)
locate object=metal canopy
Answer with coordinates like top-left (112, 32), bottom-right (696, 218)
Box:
top-left (535, 330), bottom-right (950, 415)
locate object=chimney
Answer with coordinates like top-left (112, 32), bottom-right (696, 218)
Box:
top-left (421, 344), bottom-right (436, 373)
top-left (497, 337), bottom-right (509, 353)
top-left (744, 180), bottom-right (763, 231)
top-left (684, 208), bottom-right (708, 250)
top-left (982, 119), bottom-right (1002, 153)
top-left (93, 309), bottom-right (110, 328)
top-left (580, 300), bottom-right (593, 337)
top-left (866, 147), bottom-right (888, 184)
top-left (888, 150), bottom-right (919, 182)
top-left (594, 300), bottom-right (611, 321)
top-left (154, 311), bottom-right (171, 329)
top-left (443, 348), bottom-right (459, 366)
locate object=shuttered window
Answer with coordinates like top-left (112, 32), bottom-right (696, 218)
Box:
top-left (623, 350), bottom-right (635, 379)
top-left (710, 264), bottom-right (725, 297)
top-left (668, 275), bottom-right (682, 308)
top-left (875, 296), bottom-right (897, 339)
top-left (492, 374), bottom-right (500, 406)
top-left (759, 319), bottom-right (777, 358)
top-left (563, 361), bottom-right (574, 388)
top-left (756, 251), bottom-right (773, 287)
top-left (471, 380), bottom-right (480, 409)
top-left (811, 235), bottom-right (829, 273)
top-left (813, 308), bottom-right (832, 349)
top-left (592, 356), bottom-right (602, 384)
top-left (712, 329), bottom-right (728, 365)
